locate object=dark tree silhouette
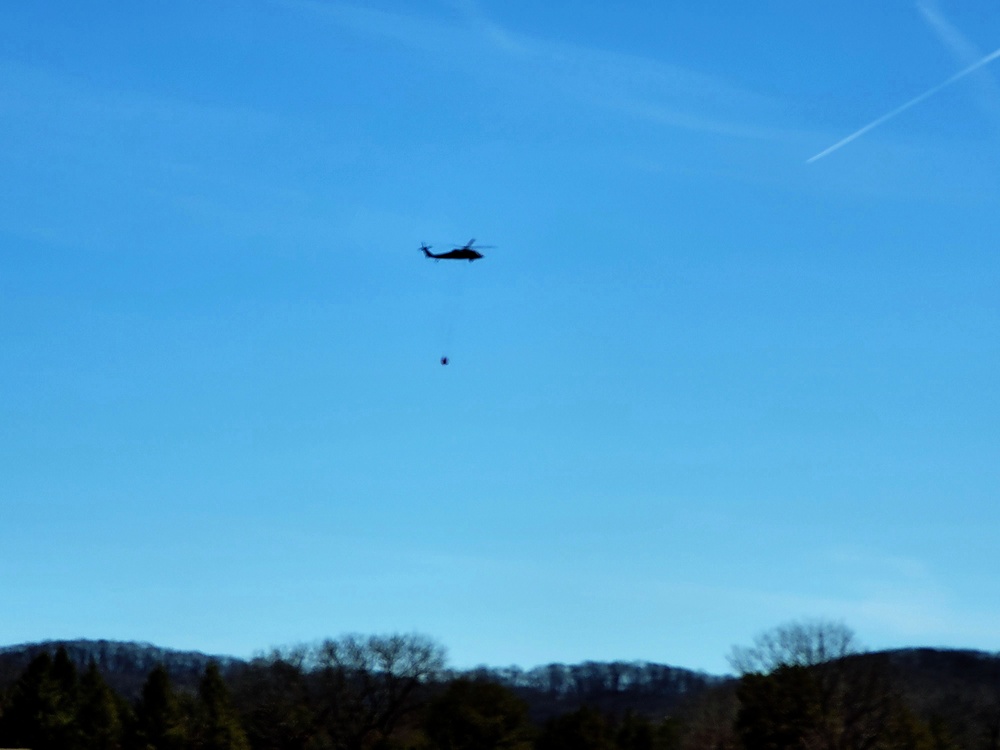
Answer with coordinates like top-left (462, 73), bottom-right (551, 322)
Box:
top-left (232, 655), bottom-right (315, 750)
top-left (423, 677), bottom-right (534, 750)
top-left (0, 649), bottom-right (81, 750)
top-left (77, 660), bottom-right (125, 750)
top-left (134, 664), bottom-right (189, 750)
top-left (310, 633), bottom-right (446, 750)
top-left (234, 633), bottom-right (445, 750)
top-left (192, 662), bottom-right (249, 750)
top-left (730, 622), bottom-right (944, 750)
top-left (536, 706), bottom-right (616, 750)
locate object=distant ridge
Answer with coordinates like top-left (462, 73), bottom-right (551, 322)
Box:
top-left (0, 639), bottom-right (245, 698)
top-left (0, 638), bottom-right (723, 717)
top-left (4, 638), bottom-right (999, 733)
top-left (453, 660), bottom-right (727, 721)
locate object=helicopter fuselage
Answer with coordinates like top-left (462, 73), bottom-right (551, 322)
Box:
top-left (425, 248), bottom-right (483, 261)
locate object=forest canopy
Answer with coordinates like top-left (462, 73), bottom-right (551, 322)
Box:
top-left (1, 623), bottom-right (997, 750)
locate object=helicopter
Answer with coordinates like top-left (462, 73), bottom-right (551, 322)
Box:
top-left (420, 239), bottom-right (491, 262)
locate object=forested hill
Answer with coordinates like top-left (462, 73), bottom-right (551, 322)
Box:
top-left (0, 639), bottom-right (243, 698)
top-left (4, 639), bottom-right (1000, 709)
top-left (882, 647), bottom-right (1000, 749)
top-left (0, 638), bottom-right (721, 715)
top-left (3, 634), bottom-right (1000, 749)
top-left (459, 661), bottom-right (727, 720)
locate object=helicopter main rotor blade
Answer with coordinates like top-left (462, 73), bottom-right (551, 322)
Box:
top-left (449, 241), bottom-right (496, 249)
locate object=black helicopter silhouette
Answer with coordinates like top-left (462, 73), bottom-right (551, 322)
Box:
top-left (420, 239), bottom-right (492, 262)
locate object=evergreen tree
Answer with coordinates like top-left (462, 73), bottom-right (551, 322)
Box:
top-left (51, 646), bottom-right (83, 748)
top-left (735, 665), bottom-right (824, 750)
top-left (614, 711), bottom-right (680, 750)
top-left (535, 707), bottom-right (616, 750)
top-left (423, 678), bottom-right (534, 750)
top-left (231, 655), bottom-right (316, 750)
top-left (135, 665), bottom-right (188, 750)
top-left (78, 660), bottom-right (124, 750)
top-left (193, 662), bottom-right (249, 750)
top-left (0, 651), bottom-right (53, 748)
top-left (0, 648), bottom-right (80, 750)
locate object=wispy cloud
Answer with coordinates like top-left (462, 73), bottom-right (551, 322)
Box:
top-left (269, 0), bottom-right (460, 54)
top-left (808, 7), bottom-right (1000, 164)
top-left (283, 0), bottom-right (792, 141)
top-left (919, 0), bottom-right (983, 63)
top-left (917, 0), bottom-right (1000, 124)
top-left (0, 59), bottom-right (317, 250)
top-left (776, 548), bottom-right (1000, 647)
top-left (639, 545), bottom-right (1000, 653)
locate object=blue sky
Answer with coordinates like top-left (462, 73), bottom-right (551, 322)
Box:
top-left (2, 0), bottom-right (999, 674)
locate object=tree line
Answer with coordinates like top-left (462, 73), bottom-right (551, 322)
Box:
top-left (1, 624), bottom-right (997, 750)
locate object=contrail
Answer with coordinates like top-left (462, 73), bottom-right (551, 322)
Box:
top-left (807, 45), bottom-right (1000, 163)
top-left (918, 0), bottom-right (1000, 125)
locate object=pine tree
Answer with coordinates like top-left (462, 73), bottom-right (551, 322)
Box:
top-left (423, 678), bottom-right (534, 750)
top-left (50, 647), bottom-right (83, 748)
top-left (193, 662), bottom-right (249, 750)
top-left (78, 660), bottom-right (124, 750)
top-left (0, 648), bottom-right (81, 750)
top-left (536, 707), bottom-right (616, 750)
top-left (135, 665), bottom-right (188, 750)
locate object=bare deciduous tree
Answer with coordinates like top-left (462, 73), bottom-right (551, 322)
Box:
top-left (239, 633), bottom-right (446, 750)
top-left (311, 633), bottom-right (446, 750)
top-left (728, 620), bottom-right (859, 676)
top-left (727, 621), bottom-right (929, 750)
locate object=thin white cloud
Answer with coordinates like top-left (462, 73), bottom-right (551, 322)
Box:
top-left (808, 1), bottom-right (1000, 165)
top-left (505, 36), bottom-right (788, 139)
top-left (282, 0), bottom-right (793, 141)
top-left (807, 45), bottom-right (1000, 163)
top-left (780, 549), bottom-right (1000, 648)
top-left (919, 0), bottom-right (982, 62)
top-left (917, 0), bottom-right (1000, 124)
top-left (447, 0), bottom-right (527, 57)
top-left (0, 59), bottom-right (318, 250)
top-left (269, 0), bottom-right (460, 54)
top-left (637, 545), bottom-right (1000, 654)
